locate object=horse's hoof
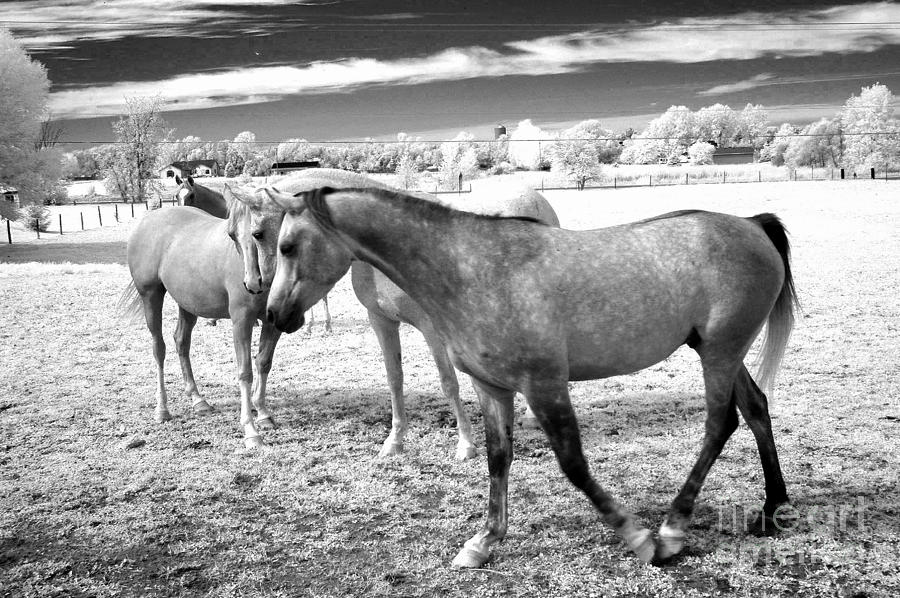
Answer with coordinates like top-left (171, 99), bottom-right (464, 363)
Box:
top-left (654, 525), bottom-right (686, 563)
top-left (155, 409), bottom-right (172, 423)
top-left (378, 441), bottom-right (404, 457)
top-left (244, 435), bottom-right (266, 450)
top-left (624, 528), bottom-right (656, 564)
top-left (454, 442), bottom-right (478, 461)
top-left (192, 399), bottom-right (213, 414)
top-left (256, 416), bottom-right (277, 430)
top-left (451, 546), bottom-right (489, 569)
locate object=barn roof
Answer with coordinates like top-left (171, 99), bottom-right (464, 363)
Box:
top-left (167, 160), bottom-right (220, 169)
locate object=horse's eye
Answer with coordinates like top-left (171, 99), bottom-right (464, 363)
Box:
top-left (252, 231), bottom-right (264, 240)
top-left (279, 242), bottom-right (295, 257)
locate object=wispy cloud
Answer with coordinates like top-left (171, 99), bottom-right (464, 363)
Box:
top-left (43, 2), bottom-right (900, 118)
top-left (0, 0), bottom-right (301, 49)
top-left (699, 74), bottom-right (777, 96)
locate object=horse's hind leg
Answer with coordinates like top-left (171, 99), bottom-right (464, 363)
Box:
top-left (367, 310), bottom-right (407, 457)
top-left (252, 321), bottom-right (282, 430)
top-left (232, 314), bottom-right (264, 449)
top-left (322, 294), bottom-right (332, 333)
top-left (452, 379), bottom-right (515, 568)
top-left (174, 307), bottom-right (212, 414)
top-left (655, 359), bottom-right (740, 562)
top-left (140, 287), bottom-right (170, 422)
top-left (519, 379), bottom-right (656, 565)
top-left (733, 365), bottom-right (792, 535)
top-left (419, 322), bottom-right (477, 460)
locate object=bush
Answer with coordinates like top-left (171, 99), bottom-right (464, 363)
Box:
top-left (21, 203), bottom-right (51, 231)
top-left (43, 184), bottom-right (69, 206)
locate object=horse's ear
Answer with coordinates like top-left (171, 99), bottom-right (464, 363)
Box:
top-left (175, 175), bottom-right (182, 185)
top-left (264, 186), bottom-right (303, 212)
top-left (187, 176), bottom-right (195, 186)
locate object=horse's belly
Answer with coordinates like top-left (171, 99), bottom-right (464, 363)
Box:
top-left (161, 275), bottom-right (231, 319)
top-left (566, 327), bottom-right (688, 381)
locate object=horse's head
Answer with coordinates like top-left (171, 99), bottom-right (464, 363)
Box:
top-left (224, 184), bottom-right (267, 295)
top-left (174, 175), bottom-right (196, 207)
top-left (263, 186), bottom-right (352, 333)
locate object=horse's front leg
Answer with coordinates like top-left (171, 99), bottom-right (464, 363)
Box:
top-left (252, 321), bottom-right (282, 430)
top-left (367, 310), bottom-right (406, 457)
top-left (232, 315), bottom-right (264, 449)
top-left (452, 378), bottom-right (515, 568)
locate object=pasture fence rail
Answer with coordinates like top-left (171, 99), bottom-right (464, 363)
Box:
top-left (3, 200), bottom-right (154, 244)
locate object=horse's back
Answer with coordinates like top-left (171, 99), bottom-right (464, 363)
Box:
top-left (442, 180), bottom-right (560, 226)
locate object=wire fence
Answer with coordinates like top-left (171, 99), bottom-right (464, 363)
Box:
top-left (4, 165), bottom-right (897, 244)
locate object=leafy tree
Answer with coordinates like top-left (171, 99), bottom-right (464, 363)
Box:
top-left (783, 118), bottom-right (843, 168)
top-left (0, 27), bottom-right (62, 206)
top-left (551, 138), bottom-right (600, 189)
top-left (759, 123), bottom-right (798, 166)
top-left (737, 104), bottom-right (769, 149)
top-left (439, 132), bottom-right (478, 189)
top-left (841, 83), bottom-right (900, 170)
top-left (687, 141), bottom-right (715, 165)
top-left (104, 95), bottom-right (170, 203)
top-left (695, 103), bottom-right (739, 147)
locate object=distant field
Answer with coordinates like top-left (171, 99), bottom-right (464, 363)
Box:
top-left (1, 180), bottom-right (898, 597)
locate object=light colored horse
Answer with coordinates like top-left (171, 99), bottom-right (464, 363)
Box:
top-left (264, 186), bottom-right (797, 569)
top-left (229, 168), bottom-right (559, 459)
top-left (119, 194), bottom-right (281, 448)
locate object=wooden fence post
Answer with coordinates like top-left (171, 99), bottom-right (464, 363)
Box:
top-left (98, 205), bottom-right (102, 226)
top-left (59, 214), bottom-right (63, 235)
top-left (36, 219), bottom-right (40, 239)
top-left (6, 219), bottom-right (11, 244)
top-left (115, 204), bottom-right (119, 222)
top-left (131, 202), bottom-right (135, 218)
top-left (80, 212), bottom-right (84, 230)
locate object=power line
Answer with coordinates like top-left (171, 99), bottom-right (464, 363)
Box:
top-left (42, 131), bottom-right (900, 147)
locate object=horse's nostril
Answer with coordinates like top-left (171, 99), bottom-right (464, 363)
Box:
top-left (266, 309), bottom-right (275, 324)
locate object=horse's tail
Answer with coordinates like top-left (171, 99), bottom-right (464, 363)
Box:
top-left (750, 213), bottom-right (798, 397)
top-left (116, 279), bottom-right (145, 324)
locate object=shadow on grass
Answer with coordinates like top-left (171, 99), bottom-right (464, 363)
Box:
top-left (0, 241), bottom-right (126, 264)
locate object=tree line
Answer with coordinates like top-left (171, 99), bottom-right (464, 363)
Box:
top-left (3, 24), bottom-right (899, 210)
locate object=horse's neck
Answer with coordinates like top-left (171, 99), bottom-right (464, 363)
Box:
top-left (330, 195), bottom-right (476, 306)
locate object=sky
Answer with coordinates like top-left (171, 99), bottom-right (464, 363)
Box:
top-left (3, 0), bottom-right (900, 147)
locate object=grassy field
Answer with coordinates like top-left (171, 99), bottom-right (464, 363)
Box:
top-left (1, 180), bottom-right (898, 597)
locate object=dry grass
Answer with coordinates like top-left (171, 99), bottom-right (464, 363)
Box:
top-left (1, 180), bottom-right (898, 597)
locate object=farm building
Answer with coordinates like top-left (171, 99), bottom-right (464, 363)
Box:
top-left (159, 160), bottom-right (221, 179)
top-left (1, 184), bottom-right (20, 207)
top-left (712, 146), bottom-right (756, 165)
top-left (270, 160), bottom-right (321, 175)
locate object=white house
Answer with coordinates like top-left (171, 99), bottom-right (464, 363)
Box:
top-left (159, 160), bottom-right (221, 179)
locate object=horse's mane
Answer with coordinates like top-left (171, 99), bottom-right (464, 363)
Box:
top-left (302, 186), bottom-right (548, 229)
top-left (225, 189), bottom-right (251, 241)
